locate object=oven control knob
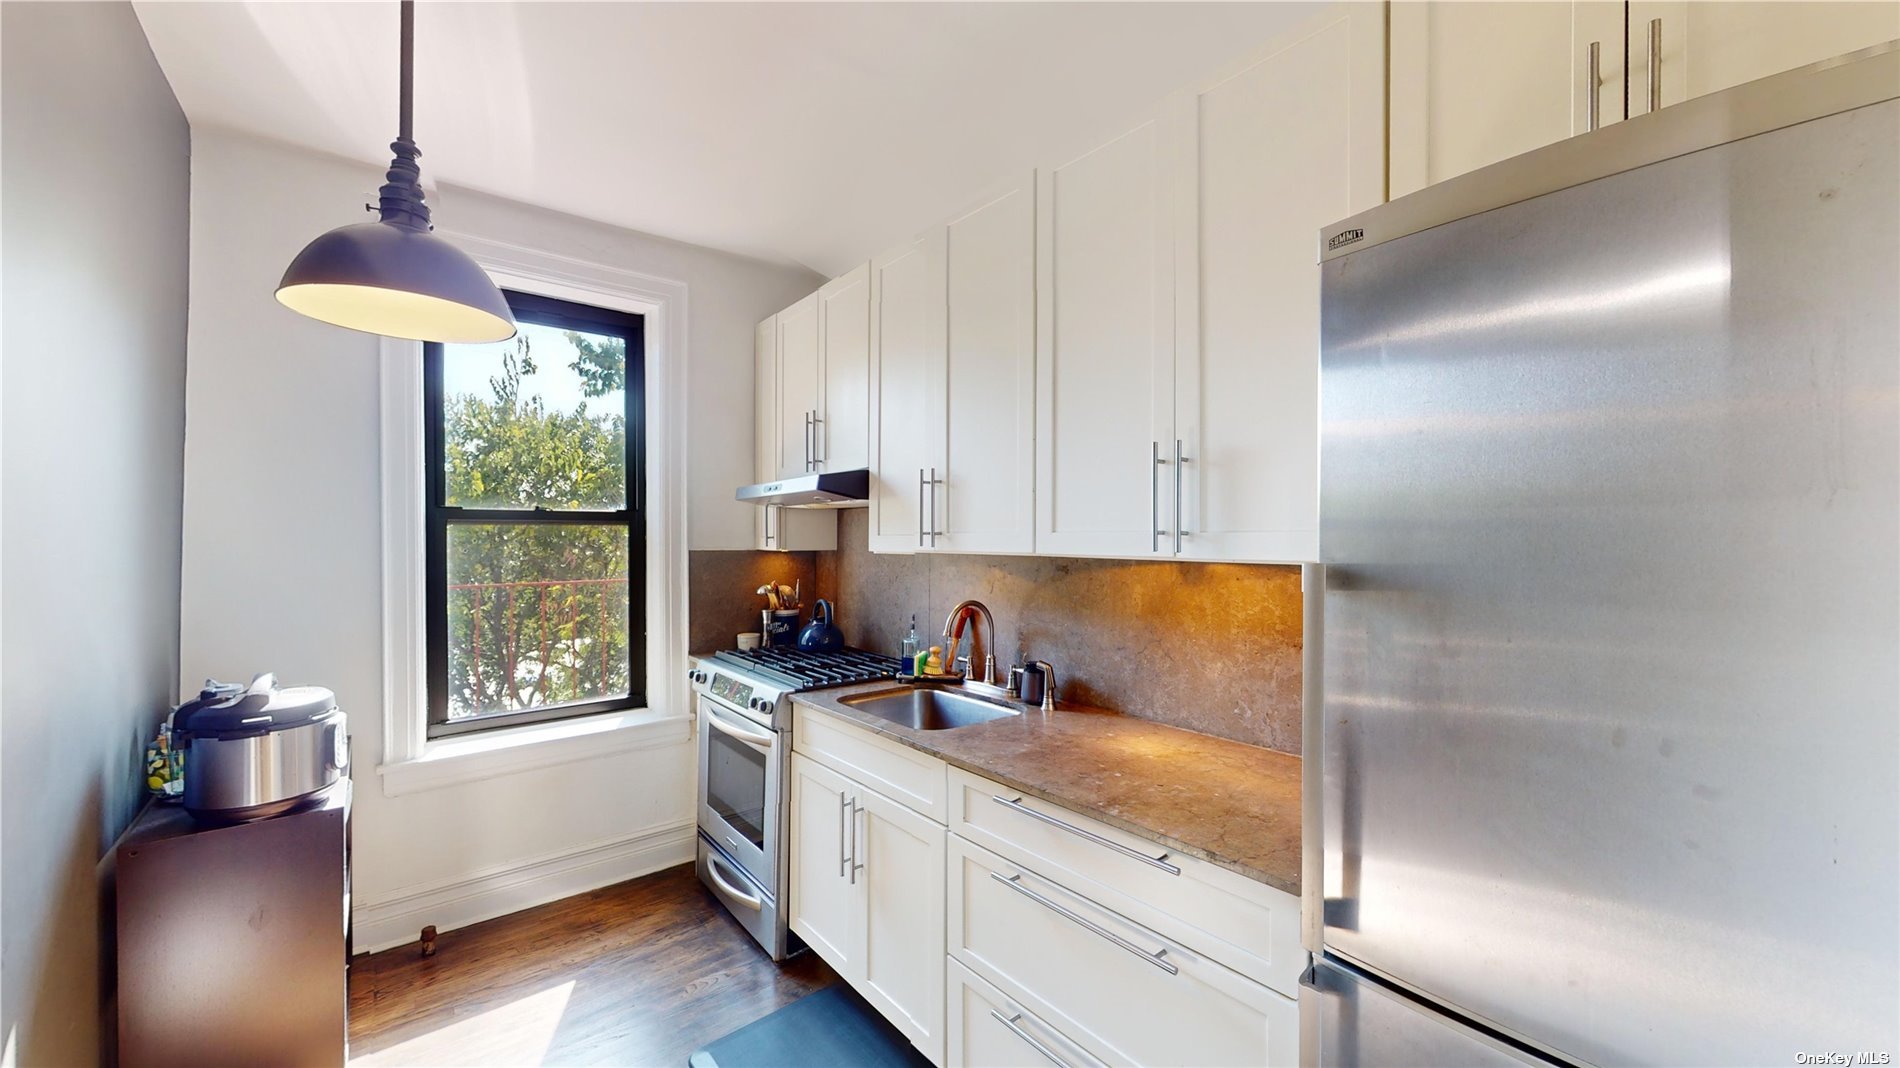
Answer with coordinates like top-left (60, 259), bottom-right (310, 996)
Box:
top-left (751, 698), bottom-right (772, 713)
top-left (689, 670), bottom-right (707, 684)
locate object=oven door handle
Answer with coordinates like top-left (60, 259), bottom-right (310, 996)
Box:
top-left (704, 705), bottom-right (776, 752)
top-left (705, 849), bottom-right (765, 912)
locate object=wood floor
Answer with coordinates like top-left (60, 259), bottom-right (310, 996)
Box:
top-left (348, 863), bottom-right (837, 1066)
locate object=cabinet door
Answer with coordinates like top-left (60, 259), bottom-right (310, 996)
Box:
top-left (1173, 7), bottom-right (1382, 563)
top-left (788, 754), bottom-right (859, 975)
top-left (1035, 110), bottom-right (1176, 558)
top-left (776, 293), bottom-right (821, 479)
top-left (754, 317), bottom-right (777, 550)
top-left (1389, 2), bottom-right (1625, 198)
top-left (818, 263), bottom-right (872, 472)
top-left (939, 175), bottom-right (1036, 556)
top-left (868, 230), bottom-right (947, 554)
top-left (754, 313), bottom-right (837, 551)
top-left (857, 787), bottom-right (947, 1066)
top-left (1628, 1), bottom-right (1900, 118)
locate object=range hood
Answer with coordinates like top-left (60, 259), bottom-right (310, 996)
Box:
top-left (736, 469), bottom-right (870, 508)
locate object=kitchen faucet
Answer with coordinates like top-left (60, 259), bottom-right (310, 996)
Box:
top-left (941, 600), bottom-right (997, 686)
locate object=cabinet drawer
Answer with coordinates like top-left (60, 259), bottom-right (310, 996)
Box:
top-left (948, 835), bottom-right (1297, 1068)
top-left (947, 767), bottom-right (1300, 995)
top-left (794, 704), bottom-right (947, 823)
top-left (948, 957), bottom-right (1102, 1068)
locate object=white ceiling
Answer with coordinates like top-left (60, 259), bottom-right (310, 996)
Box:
top-left (135, 2), bottom-right (1320, 277)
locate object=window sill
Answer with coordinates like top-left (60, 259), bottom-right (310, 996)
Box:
top-left (376, 707), bottom-right (691, 797)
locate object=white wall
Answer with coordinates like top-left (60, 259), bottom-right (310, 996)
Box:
top-left (177, 128), bottom-right (819, 938)
top-left (1, 4), bottom-right (191, 1064)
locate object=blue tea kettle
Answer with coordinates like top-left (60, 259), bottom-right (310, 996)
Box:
top-left (797, 599), bottom-right (845, 651)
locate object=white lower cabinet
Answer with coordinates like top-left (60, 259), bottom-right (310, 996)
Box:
top-left (788, 749), bottom-right (946, 1065)
top-left (947, 834), bottom-right (1298, 1068)
top-left (788, 754), bottom-right (859, 974)
top-left (948, 957), bottom-right (1103, 1068)
top-left (856, 788), bottom-right (946, 1057)
top-left (790, 712), bottom-right (1300, 1067)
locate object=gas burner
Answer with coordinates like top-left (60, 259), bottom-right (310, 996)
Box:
top-left (710, 647), bottom-right (902, 691)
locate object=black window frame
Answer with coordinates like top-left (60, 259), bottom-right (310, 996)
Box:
top-left (424, 290), bottom-right (647, 737)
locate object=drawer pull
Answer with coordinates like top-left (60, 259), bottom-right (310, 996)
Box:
top-left (990, 1010), bottom-right (1075, 1068)
top-left (990, 870), bottom-right (1179, 976)
top-left (991, 795), bottom-right (1182, 875)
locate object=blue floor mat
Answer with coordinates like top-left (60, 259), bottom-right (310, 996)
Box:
top-left (687, 984), bottom-right (932, 1068)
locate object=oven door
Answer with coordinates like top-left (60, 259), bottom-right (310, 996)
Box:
top-left (696, 694), bottom-right (782, 889)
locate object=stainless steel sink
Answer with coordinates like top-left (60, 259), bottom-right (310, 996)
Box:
top-left (838, 687), bottom-right (1021, 731)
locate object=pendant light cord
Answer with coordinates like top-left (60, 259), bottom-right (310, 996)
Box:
top-left (398, 0), bottom-right (413, 143)
top-left (376, 0), bottom-right (431, 232)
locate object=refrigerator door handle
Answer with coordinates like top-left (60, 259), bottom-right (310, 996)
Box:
top-left (1301, 562), bottom-right (1325, 954)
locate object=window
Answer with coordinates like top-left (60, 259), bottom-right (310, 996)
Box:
top-left (424, 291), bottom-right (646, 737)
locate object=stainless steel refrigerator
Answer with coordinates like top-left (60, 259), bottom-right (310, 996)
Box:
top-left (1305, 43), bottom-right (1899, 1066)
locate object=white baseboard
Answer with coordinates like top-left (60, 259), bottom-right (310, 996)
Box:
top-left (351, 820), bottom-right (697, 954)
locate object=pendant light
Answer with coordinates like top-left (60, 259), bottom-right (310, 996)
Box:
top-left (275, 1), bottom-right (516, 343)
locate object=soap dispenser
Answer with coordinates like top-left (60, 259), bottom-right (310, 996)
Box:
top-left (898, 615), bottom-right (921, 664)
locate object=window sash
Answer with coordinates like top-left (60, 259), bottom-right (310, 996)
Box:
top-left (424, 290), bottom-right (648, 736)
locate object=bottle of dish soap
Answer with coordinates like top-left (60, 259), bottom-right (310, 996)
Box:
top-left (898, 615), bottom-right (921, 665)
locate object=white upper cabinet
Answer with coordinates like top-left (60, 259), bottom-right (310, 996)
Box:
top-left (1627, 2), bottom-right (1900, 118)
top-left (1390, 2), bottom-right (1624, 198)
top-left (867, 229), bottom-right (947, 555)
top-left (1036, 5), bottom-right (1382, 563)
top-left (1393, 1), bottom-right (1898, 198)
top-left (754, 316), bottom-right (777, 550)
top-left (1174, 5), bottom-right (1384, 563)
top-left (753, 312), bottom-right (837, 552)
top-left (776, 293), bottom-right (822, 480)
top-left (1034, 109), bottom-right (1176, 559)
top-left (818, 263), bottom-right (872, 472)
top-left (939, 174), bottom-right (1037, 556)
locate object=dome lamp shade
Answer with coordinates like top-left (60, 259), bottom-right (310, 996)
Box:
top-left (275, 2), bottom-right (515, 344)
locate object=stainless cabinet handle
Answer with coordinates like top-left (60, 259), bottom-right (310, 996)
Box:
top-left (1647, 18), bottom-right (1663, 114)
top-left (991, 795), bottom-right (1181, 874)
top-left (811, 411), bottom-right (824, 468)
top-left (839, 791), bottom-right (850, 878)
top-left (989, 1010), bottom-right (1074, 1068)
top-left (927, 467), bottom-right (943, 547)
top-left (990, 870), bottom-right (1178, 974)
top-left (1152, 441), bottom-right (1166, 552)
top-left (849, 797), bottom-right (865, 884)
top-left (1173, 439), bottom-right (1189, 554)
top-left (917, 468), bottom-right (927, 548)
top-left (803, 410), bottom-right (814, 471)
top-left (1586, 41), bottom-right (1602, 132)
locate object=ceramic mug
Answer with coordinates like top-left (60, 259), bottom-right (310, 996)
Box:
top-left (737, 632), bottom-right (762, 651)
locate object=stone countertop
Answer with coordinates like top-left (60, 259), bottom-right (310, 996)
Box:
top-left (790, 682), bottom-right (1303, 896)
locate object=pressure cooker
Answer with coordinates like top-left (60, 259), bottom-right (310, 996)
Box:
top-left (171, 673), bottom-right (348, 823)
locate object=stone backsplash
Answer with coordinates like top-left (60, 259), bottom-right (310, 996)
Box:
top-left (687, 512), bottom-right (1306, 753)
top-left (687, 549), bottom-right (819, 654)
top-left (813, 509), bottom-right (1305, 754)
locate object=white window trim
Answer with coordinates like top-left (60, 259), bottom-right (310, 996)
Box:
top-left (378, 232), bottom-right (691, 797)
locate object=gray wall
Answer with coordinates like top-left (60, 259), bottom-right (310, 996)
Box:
top-left (2, 4), bottom-right (191, 1064)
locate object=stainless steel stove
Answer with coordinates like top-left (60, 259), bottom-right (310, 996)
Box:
top-left (688, 646), bottom-right (900, 958)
